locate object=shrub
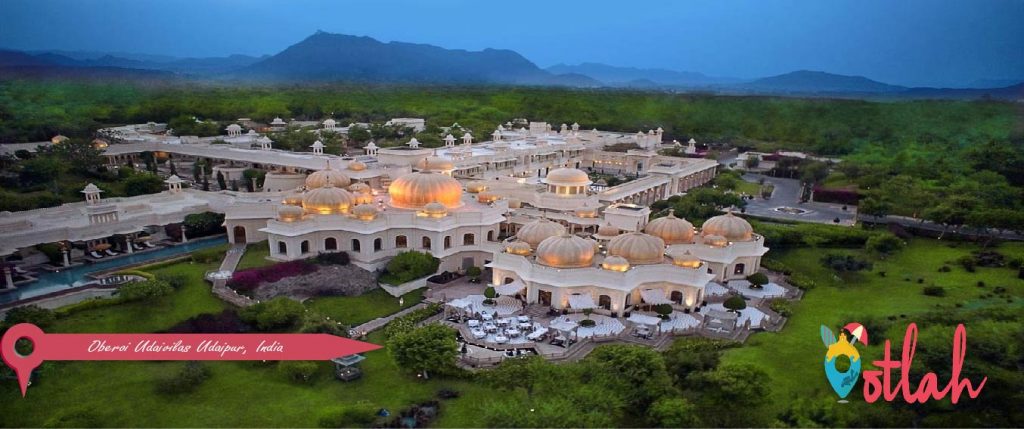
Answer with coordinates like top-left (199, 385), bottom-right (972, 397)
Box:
top-left (155, 361), bottom-right (210, 394)
top-left (183, 211), bottom-right (226, 237)
top-left (160, 273), bottom-right (188, 289)
top-left (746, 272), bottom-right (769, 287)
top-left (239, 297), bottom-right (305, 331)
top-left (866, 233), bottom-right (905, 255)
top-left (190, 247), bottom-right (225, 264)
top-left (314, 251), bottom-right (350, 266)
top-left (923, 286), bottom-right (946, 297)
top-left (788, 273), bottom-right (817, 290)
top-left (723, 296), bottom-right (747, 312)
top-left (35, 242), bottom-right (64, 266)
top-left (278, 361), bottom-right (320, 384)
top-left (820, 253), bottom-right (872, 272)
top-left (768, 299), bottom-right (793, 317)
top-left (228, 260), bottom-right (317, 292)
top-left (3, 305), bottom-right (56, 329)
top-left (957, 256), bottom-right (976, 272)
top-left (938, 265), bottom-right (951, 273)
top-left (761, 258), bottom-right (792, 275)
top-left (167, 310), bottom-right (248, 333)
top-left (117, 279), bottom-right (173, 302)
top-left (483, 286), bottom-right (496, 299)
top-left (466, 266), bottom-right (482, 281)
top-left (380, 251), bottom-right (439, 285)
top-left (653, 303), bottom-right (673, 317)
top-left (579, 319), bottom-right (597, 327)
top-left (380, 303), bottom-right (443, 340)
top-left (437, 388), bottom-right (461, 399)
top-left (317, 402), bottom-right (378, 428)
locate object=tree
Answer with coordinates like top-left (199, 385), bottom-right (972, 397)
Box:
top-left (382, 251), bottom-right (439, 285)
top-left (387, 324), bottom-right (458, 379)
top-left (744, 156), bottom-right (760, 169)
top-left (44, 139), bottom-right (103, 174)
top-left (648, 397), bottom-right (700, 427)
top-left (18, 157), bottom-right (65, 187)
top-left (347, 124), bottom-right (371, 143)
top-left (586, 345), bottom-right (674, 410)
top-left (723, 295), bottom-right (747, 312)
top-left (123, 173), bottom-right (165, 196)
top-left (243, 168), bottom-right (266, 192)
top-left (858, 195), bottom-right (892, 219)
top-left (168, 160), bottom-right (177, 176)
top-left (2, 305), bottom-right (56, 329)
top-left (483, 356), bottom-right (550, 398)
top-left (183, 211), bottom-right (226, 237)
top-left (865, 233), bottom-right (904, 255)
top-left (466, 266), bottom-right (482, 282)
top-left (688, 363), bottom-right (772, 427)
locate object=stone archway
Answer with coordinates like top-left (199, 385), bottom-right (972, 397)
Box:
top-left (232, 226), bottom-right (247, 244)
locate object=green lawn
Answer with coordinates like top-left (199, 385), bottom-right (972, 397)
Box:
top-left (307, 288), bottom-right (426, 326)
top-left (719, 239), bottom-right (1024, 415)
top-left (0, 257), bottom-right (487, 428)
top-left (236, 242), bottom-right (274, 271)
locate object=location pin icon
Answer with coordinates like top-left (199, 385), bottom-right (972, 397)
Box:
top-left (1, 323), bottom-right (46, 397)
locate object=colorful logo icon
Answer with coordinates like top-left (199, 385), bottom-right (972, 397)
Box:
top-left (820, 322), bottom-right (868, 400)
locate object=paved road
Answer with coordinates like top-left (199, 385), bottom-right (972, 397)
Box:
top-left (740, 173), bottom-right (857, 225)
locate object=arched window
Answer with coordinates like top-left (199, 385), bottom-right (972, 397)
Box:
top-left (374, 238), bottom-right (383, 252)
top-left (324, 237), bottom-right (337, 251)
top-left (670, 290), bottom-right (683, 304)
top-left (444, 236), bottom-right (452, 249)
top-left (421, 236), bottom-right (431, 249)
top-left (733, 263), bottom-right (746, 275)
top-left (598, 295), bottom-right (612, 310)
top-left (277, 241), bottom-right (287, 255)
top-left (487, 230), bottom-right (495, 242)
top-left (351, 239), bottom-right (361, 253)
top-left (463, 233), bottom-right (475, 246)
top-left (300, 240), bottom-right (310, 254)
top-left (396, 235), bottom-right (407, 248)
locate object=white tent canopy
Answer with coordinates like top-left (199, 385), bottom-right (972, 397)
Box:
top-left (627, 314), bottom-right (663, 326)
top-left (549, 319), bottom-right (578, 332)
top-left (640, 289), bottom-right (673, 305)
top-left (567, 293), bottom-right (597, 309)
top-left (494, 280), bottom-right (524, 296)
top-left (526, 327), bottom-right (549, 340)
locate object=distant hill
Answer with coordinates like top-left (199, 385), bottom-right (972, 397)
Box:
top-left (741, 70), bottom-right (905, 93)
top-left (232, 31), bottom-right (597, 86)
top-left (546, 62), bottom-right (736, 87)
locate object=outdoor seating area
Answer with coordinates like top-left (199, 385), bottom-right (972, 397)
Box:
top-left (707, 301), bottom-right (769, 328)
top-left (463, 314), bottom-right (539, 345)
top-left (726, 279), bottom-right (787, 299)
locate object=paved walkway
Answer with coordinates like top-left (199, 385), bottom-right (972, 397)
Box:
top-left (741, 173), bottom-right (856, 225)
top-left (350, 302), bottom-right (429, 335)
top-left (210, 244), bottom-right (255, 307)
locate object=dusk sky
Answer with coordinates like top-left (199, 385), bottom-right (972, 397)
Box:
top-left (1, 0), bottom-right (1022, 87)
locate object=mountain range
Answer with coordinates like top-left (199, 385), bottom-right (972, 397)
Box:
top-left (1, 31), bottom-right (1021, 100)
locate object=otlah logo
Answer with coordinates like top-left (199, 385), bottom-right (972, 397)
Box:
top-left (820, 322), bottom-right (868, 400)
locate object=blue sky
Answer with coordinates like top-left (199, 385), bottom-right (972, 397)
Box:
top-left (1, 0), bottom-right (1021, 87)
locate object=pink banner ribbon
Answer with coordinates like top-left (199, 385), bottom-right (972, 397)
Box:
top-left (2, 323), bottom-right (381, 396)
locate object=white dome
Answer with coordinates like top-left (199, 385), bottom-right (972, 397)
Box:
top-left (544, 167), bottom-right (592, 186)
top-left (388, 172), bottom-right (463, 209)
top-left (701, 212), bottom-right (754, 241)
top-left (305, 167), bottom-right (351, 189)
top-left (302, 184), bottom-right (354, 215)
top-left (415, 156), bottom-right (455, 172)
top-left (352, 204), bottom-right (379, 221)
top-left (347, 161), bottom-right (367, 171)
top-left (607, 232), bottom-right (665, 265)
top-left (644, 209), bottom-right (695, 244)
top-left (476, 191), bottom-right (499, 203)
top-left (347, 182), bottom-right (371, 194)
top-left (505, 241), bottom-right (532, 256)
top-left (595, 223), bottom-right (620, 239)
top-left (669, 250), bottom-right (702, 269)
top-left (536, 235), bottom-right (597, 269)
top-left (601, 255), bottom-right (630, 272)
top-left (282, 189), bottom-right (304, 206)
top-left (465, 181), bottom-right (489, 194)
top-left (421, 202), bottom-right (448, 218)
top-left (517, 219), bottom-right (566, 249)
top-left (277, 205), bottom-right (304, 222)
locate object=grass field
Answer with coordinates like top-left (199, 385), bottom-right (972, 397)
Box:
top-left (307, 288), bottom-right (425, 326)
top-left (720, 239), bottom-right (1024, 415)
top-left (235, 242), bottom-right (273, 271)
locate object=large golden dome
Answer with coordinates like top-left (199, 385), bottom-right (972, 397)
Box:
top-left (607, 232), bottom-right (665, 265)
top-left (415, 156), bottom-right (454, 172)
top-left (305, 167), bottom-right (351, 189)
top-left (644, 209), bottom-right (695, 244)
top-left (282, 188), bottom-right (304, 206)
top-left (543, 167), bottom-right (592, 186)
top-left (347, 161), bottom-right (367, 171)
top-left (388, 172), bottom-right (463, 209)
top-left (536, 235), bottom-right (597, 268)
top-left (302, 183), bottom-right (354, 215)
top-left (517, 219), bottom-right (566, 249)
top-left (505, 241), bottom-right (532, 256)
top-left (701, 212), bottom-right (753, 241)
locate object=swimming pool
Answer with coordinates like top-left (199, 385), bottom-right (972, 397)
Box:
top-left (0, 236), bottom-right (227, 305)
